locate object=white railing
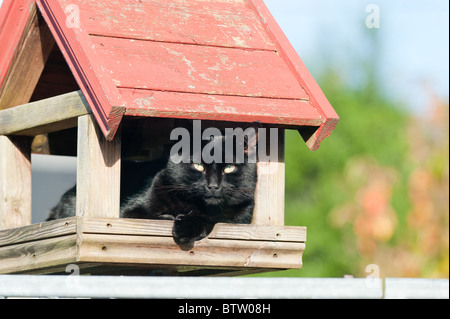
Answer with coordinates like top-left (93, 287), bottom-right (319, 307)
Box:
top-left (0, 276), bottom-right (448, 299)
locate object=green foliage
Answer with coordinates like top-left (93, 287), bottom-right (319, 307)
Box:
top-left (252, 69), bottom-right (412, 278)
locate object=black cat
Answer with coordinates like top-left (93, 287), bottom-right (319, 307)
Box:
top-left (47, 132), bottom-right (257, 247)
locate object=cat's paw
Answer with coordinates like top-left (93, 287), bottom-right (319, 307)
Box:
top-left (172, 214), bottom-right (209, 247)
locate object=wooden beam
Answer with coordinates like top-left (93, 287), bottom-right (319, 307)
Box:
top-left (0, 91), bottom-right (90, 136)
top-left (0, 235), bottom-right (78, 274)
top-left (0, 217), bottom-right (306, 274)
top-left (0, 5), bottom-right (55, 110)
top-left (79, 233), bottom-right (303, 269)
top-left (76, 115), bottom-right (121, 218)
top-left (78, 218), bottom-right (306, 243)
top-left (252, 129), bottom-right (285, 226)
top-left (0, 136), bottom-right (32, 230)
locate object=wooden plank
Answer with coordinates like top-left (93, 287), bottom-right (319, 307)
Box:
top-left (0, 216), bottom-right (305, 274)
top-left (120, 88), bottom-right (322, 127)
top-left (0, 235), bottom-right (77, 274)
top-left (0, 91), bottom-right (91, 136)
top-left (253, 129), bottom-right (285, 226)
top-left (210, 223), bottom-right (305, 243)
top-left (78, 233), bottom-right (304, 269)
top-left (57, 0), bottom-right (276, 51)
top-left (78, 218), bottom-right (306, 243)
top-left (0, 136), bottom-right (32, 230)
top-left (0, 217), bottom-right (78, 248)
top-left (0, 4), bottom-right (55, 110)
top-left (91, 36), bottom-right (308, 100)
top-left (76, 115), bottom-right (121, 218)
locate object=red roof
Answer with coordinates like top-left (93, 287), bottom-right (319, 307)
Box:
top-left (0, 0), bottom-right (338, 150)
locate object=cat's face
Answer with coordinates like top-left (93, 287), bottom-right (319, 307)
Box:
top-left (166, 136), bottom-right (257, 207)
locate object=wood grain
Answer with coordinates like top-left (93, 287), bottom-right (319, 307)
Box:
top-left (58, 0), bottom-right (276, 51)
top-left (76, 115), bottom-right (121, 218)
top-left (91, 36), bottom-right (308, 100)
top-left (253, 129), bottom-right (285, 226)
top-left (0, 235), bottom-right (77, 274)
top-left (0, 90), bottom-right (90, 136)
top-left (0, 217), bottom-right (305, 274)
top-left (120, 88), bottom-right (322, 127)
top-left (78, 218), bottom-right (306, 243)
top-left (0, 217), bottom-right (77, 248)
top-left (0, 136), bottom-right (32, 230)
top-left (78, 233), bottom-right (304, 269)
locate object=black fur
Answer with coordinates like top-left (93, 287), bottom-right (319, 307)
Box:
top-left (48, 135), bottom-right (257, 247)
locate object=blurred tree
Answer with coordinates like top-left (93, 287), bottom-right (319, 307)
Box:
top-left (250, 25), bottom-right (448, 279)
top-left (253, 67), bottom-right (448, 278)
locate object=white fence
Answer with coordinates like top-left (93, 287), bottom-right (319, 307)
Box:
top-left (0, 275), bottom-right (448, 299)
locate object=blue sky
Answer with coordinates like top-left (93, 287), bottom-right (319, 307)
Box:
top-left (265, 0), bottom-right (449, 114)
top-left (1, 0), bottom-right (448, 113)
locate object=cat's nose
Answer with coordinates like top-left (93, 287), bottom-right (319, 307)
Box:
top-left (207, 184), bottom-right (220, 193)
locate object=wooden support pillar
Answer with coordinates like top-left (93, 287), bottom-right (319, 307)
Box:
top-left (252, 129), bottom-right (285, 226)
top-left (76, 115), bottom-right (121, 218)
top-left (0, 136), bottom-right (32, 230)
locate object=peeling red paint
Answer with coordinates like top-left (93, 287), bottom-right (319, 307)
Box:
top-left (1, 0), bottom-right (338, 150)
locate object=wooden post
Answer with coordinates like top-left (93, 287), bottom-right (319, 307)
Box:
top-left (0, 136), bottom-right (32, 230)
top-left (252, 129), bottom-right (285, 226)
top-left (76, 115), bottom-right (121, 218)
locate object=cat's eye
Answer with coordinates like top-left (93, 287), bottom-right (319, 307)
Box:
top-left (193, 163), bottom-right (205, 172)
top-left (223, 165), bottom-right (237, 174)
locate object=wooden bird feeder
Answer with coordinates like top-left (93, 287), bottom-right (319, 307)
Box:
top-left (0, 0), bottom-right (338, 275)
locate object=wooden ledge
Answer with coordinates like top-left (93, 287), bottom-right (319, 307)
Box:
top-left (0, 217), bottom-right (306, 275)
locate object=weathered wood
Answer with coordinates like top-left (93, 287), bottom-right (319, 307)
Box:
top-left (0, 217), bottom-right (306, 274)
top-left (92, 36), bottom-right (307, 100)
top-left (33, 0), bottom-right (338, 145)
top-left (76, 116), bottom-right (121, 218)
top-left (0, 4), bottom-right (55, 110)
top-left (0, 91), bottom-right (90, 136)
top-left (0, 235), bottom-right (77, 274)
top-left (121, 88), bottom-right (321, 127)
top-left (78, 218), bottom-right (306, 243)
top-left (0, 217), bottom-right (77, 248)
top-left (0, 136), bottom-right (32, 230)
top-left (253, 129), bottom-right (285, 226)
top-left (79, 233), bottom-right (304, 269)
top-left (0, 0), bottom-right (36, 86)
top-left (59, 0), bottom-right (276, 51)
top-left (38, 0), bottom-right (126, 140)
